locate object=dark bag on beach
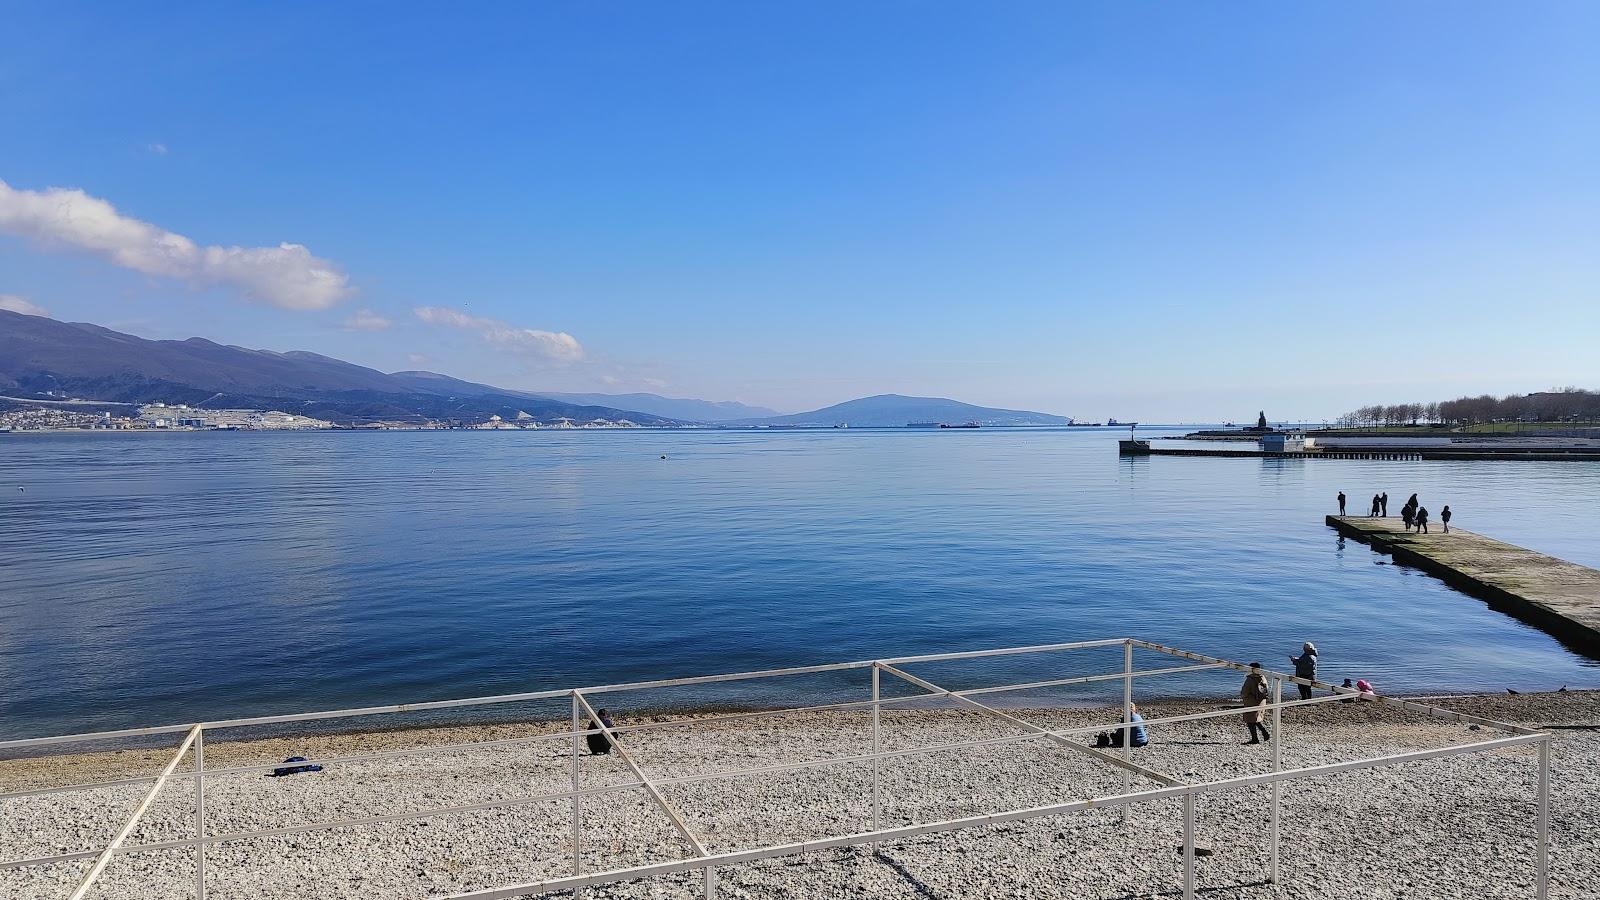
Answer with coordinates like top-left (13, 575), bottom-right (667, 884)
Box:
top-left (269, 756), bottom-right (324, 777)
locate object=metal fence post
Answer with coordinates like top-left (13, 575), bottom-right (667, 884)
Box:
top-left (1121, 641), bottom-right (1133, 826)
top-left (1537, 736), bottom-right (1550, 900)
top-left (1270, 675), bottom-right (1281, 885)
top-left (704, 866), bottom-right (718, 899)
top-left (871, 664), bottom-right (882, 836)
top-left (194, 726), bottom-right (205, 900)
top-left (570, 693), bottom-right (582, 882)
top-left (1183, 789), bottom-right (1195, 900)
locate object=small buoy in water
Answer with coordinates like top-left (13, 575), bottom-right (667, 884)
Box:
top-left (660, 454), bottom-right (667, 460)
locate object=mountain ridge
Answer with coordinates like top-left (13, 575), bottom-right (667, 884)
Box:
top-left (0, 310), bottom-right (675, 425)
top-left (729, 393), bottom-right (1070, 427)
top-left (0, 311), bottom-right (1070, 428)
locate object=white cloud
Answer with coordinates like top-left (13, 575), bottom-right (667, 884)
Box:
top-left (414, 305), bottom-right (584, 362)
top-left (0, 178), bottom-right (352, 310)
top-left (147, 143), bottom-right (168, 156)
top-left (342, 308), bottom-right (393, 331)
top-left (406, 352), bottom-right (432, 366)
top-left (0, 293), bottom-right (49, 316)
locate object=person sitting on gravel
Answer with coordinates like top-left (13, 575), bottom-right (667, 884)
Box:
top-left (1092, 703), bottom-right (1148, 749)
top-left (585, 708), bottom-right (617, 755)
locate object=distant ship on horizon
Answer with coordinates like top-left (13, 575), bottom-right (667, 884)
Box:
top-left (1107, 419), bottom-right (1137, 427)
top-left (940, 421), bottom-right (980, 429)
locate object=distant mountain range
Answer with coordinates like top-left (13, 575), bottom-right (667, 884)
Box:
top-left (0, 311), bottom-right (1072, 428)
top-left (0, 311), bottom-right (675, 425)
top-left (731, 394), bottom-right (1071, 427)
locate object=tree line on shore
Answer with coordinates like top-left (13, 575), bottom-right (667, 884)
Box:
top-left (1336, 387), bottom-right (1599, 428)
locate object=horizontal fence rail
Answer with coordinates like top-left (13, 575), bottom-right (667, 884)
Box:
top-left (0, 639), bottom-right (1548, 900)
top-left (1, 661), bottom-right (1234, 804)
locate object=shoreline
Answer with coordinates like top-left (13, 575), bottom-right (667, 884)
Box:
top-left (11, 684), bottom-right (1598, 760)
top-left (5, 690), bottom-right (1594, 787)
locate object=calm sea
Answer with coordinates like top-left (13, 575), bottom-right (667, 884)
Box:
top-left (2, 427), bottom-right (1597, 739)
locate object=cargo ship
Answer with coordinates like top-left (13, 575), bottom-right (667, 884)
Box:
top-left (940, 422), bottom-right (980, 429)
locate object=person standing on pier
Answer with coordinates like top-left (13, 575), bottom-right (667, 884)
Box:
top-left (1415, 506), bottom-right (1430, 534)
top-left (1338, 491), bottom-right (1347, 515)
top-left (1380, 492), bottom-right (1388, 516)
top-left (1288, 643), bottom-right (1318, 700)
top-left (1401, 504), bottom-right (1415, 531)
top-left (1241, 664), bottom-right (1271, 744)
top-left (1370, 494), bottom-right (1381, 517)
top-left (1441, 505), bottom-right (1452, 533)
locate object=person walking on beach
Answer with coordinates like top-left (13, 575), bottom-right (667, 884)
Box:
top-left (1338, 491), bottom-right (1346, 515)
top-left (1415, 505), bottom-right (1430, 534)
top-left (1380, 492), bottom-right (1388, 516)
top-left (1241, 664), bottom-right (1271, 744)
top-left (1441, 505), bottom-right (1452, 533)
top-left (1288, 643), bottom-right (1318, 701)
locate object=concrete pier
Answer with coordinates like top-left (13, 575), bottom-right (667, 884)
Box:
top-left (1326, 516), bottom-right (1600, 651)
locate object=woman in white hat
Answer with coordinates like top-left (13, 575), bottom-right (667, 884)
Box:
top-left (1288, 642), bottom-right (1318, 700)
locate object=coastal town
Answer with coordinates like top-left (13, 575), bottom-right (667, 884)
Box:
top-left (0, 402), bottom-right (648, 432)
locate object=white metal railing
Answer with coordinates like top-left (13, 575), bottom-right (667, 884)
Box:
top-left (0, 639), bottom-right (1552, 900)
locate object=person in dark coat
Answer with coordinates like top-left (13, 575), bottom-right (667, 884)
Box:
top-left (1338, 492), bottom-right (1346, 515)
top-left (585, 709), bottom-right (617, 755)
top-left (1288, 642), bottom-right (1318, 701)
top-left (1241, 664), bottom-right (1271, 744)
top-left (1441, 505), bottom-right (1452, 533)
top-left (1415, 506), bottom-right (1430, 534)
top-left (1401, 504), bottom-right (1415, 530)
top-left (1370, 494), bottom-right (1381, 517)
top-left (1380, 493), bottom-right (1388, 516)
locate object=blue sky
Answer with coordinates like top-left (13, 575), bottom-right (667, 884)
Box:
top-left (2, 2), bottom-right (1596, 420)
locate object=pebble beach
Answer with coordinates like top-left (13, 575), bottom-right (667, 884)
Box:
top-left (3, 691), bottom-right (1595, 900)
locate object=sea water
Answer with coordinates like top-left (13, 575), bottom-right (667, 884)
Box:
top-left (2, 427), bottom-right (1596, 738)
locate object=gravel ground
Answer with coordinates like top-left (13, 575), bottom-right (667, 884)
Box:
top-left (2, 691), bottom-right (1595, 900)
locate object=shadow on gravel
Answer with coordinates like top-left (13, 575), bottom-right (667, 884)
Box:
top-left (1096, 878), bottom-right (1270, 899)
top-left (874, 850), bottom-right (940, 900)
